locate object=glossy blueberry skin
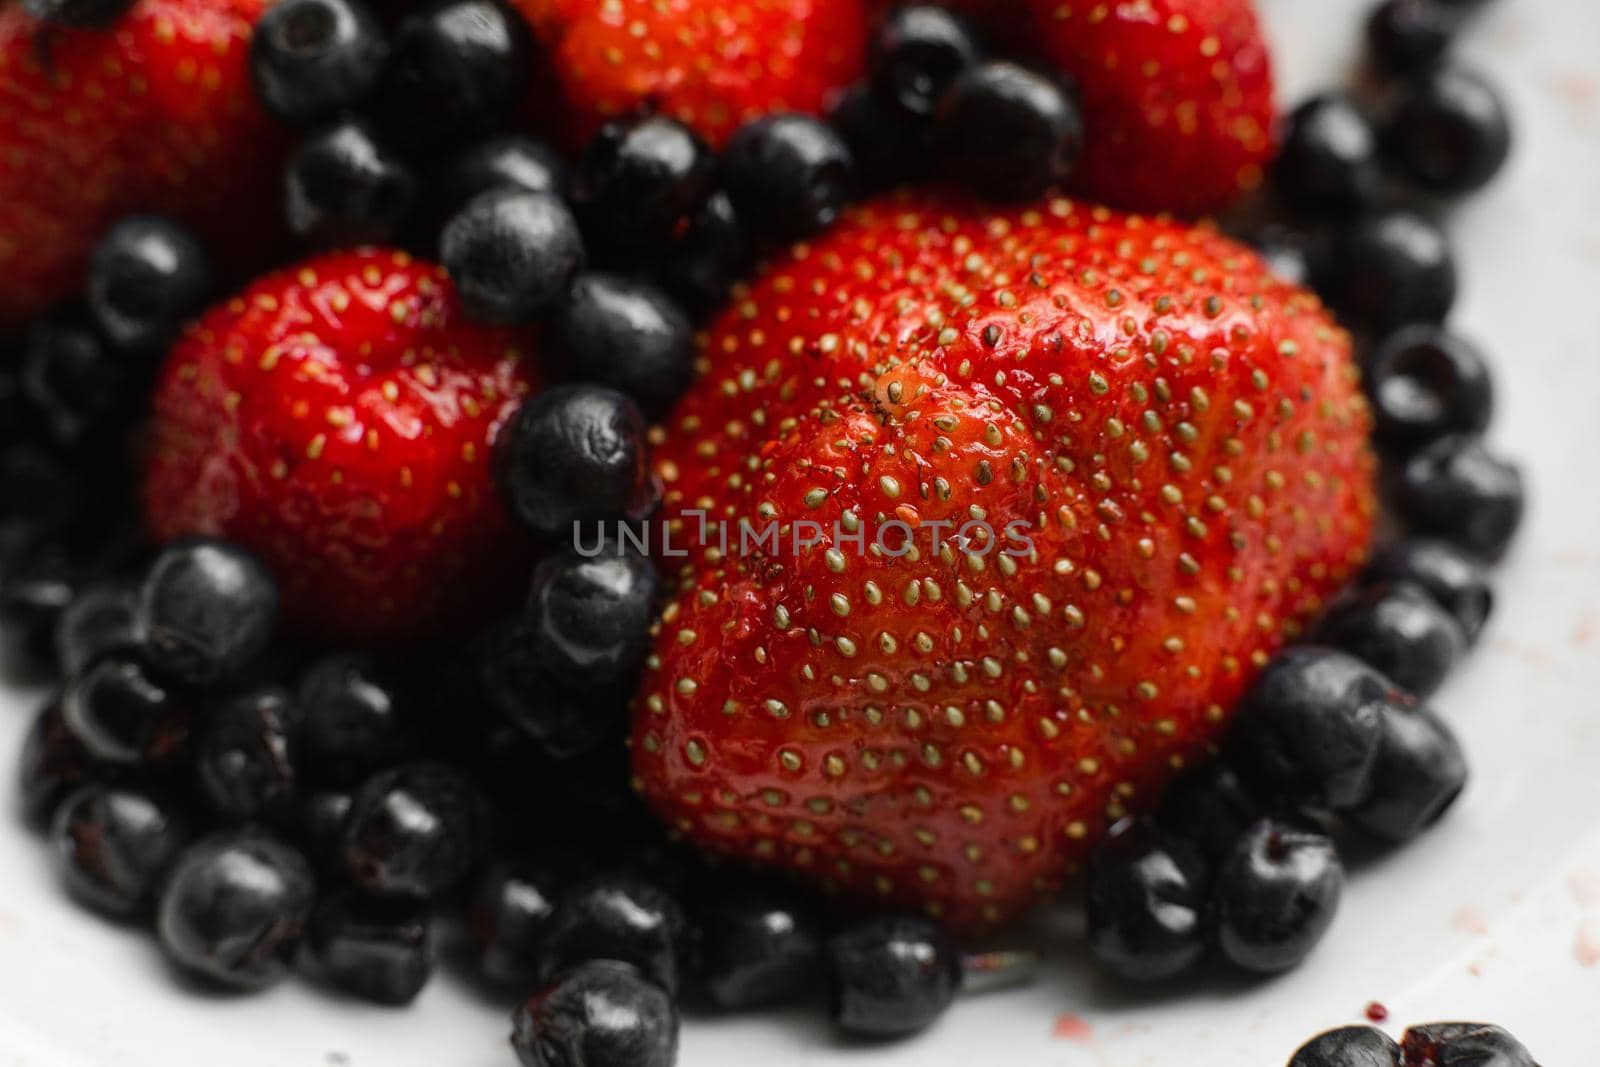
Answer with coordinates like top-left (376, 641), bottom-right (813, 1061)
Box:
top-left (441, 189), bottom-right (586, 324)
top-left (512, 960), bottom-right (680, 1067)
top-left (661, 190), bottom-right (750, 318)
top-left (573, 116), bottom-right (716, 261)
top-left (20, 0), bottom-right (132, 28)
top-left (722, 114), bottom-right (857, 243)
top-left (527, 545), bottom-right (658, 690)
top-left (693, 879), bottom-right (823, 1011)
top-left (1401, 1022), bottom-right (1537, 1067)
top-left (1085, 818), bottom-right (1209, 983)
top-left (194, 686), bottom-right (301, 822)
top-left (1365, 0), bottom-right (1459, 75)
top-left (51, 784), bottom-right (188, 917)
top-left (285, 121), bottom-right (419, 247)
top-left (297, 653), bottom-right (413, 786)
top-left (554, 274), bottom-right (694, 420)
top-left (871, 5), bottom-right (982, 117)
top-left (18, 701), bottom-right (105, 831)
top-left (1273, 94), bottom-right (1383, 219)
top-left (61, 651), bottom-right (191, 766)
top-left (935, 61), bottom-right (1083, 202)
top-left (1209, 817), bottom-right (1345, 974)
top-left (826, 914), bottom-right (962, 1038)
top-left (1316, 211), bottom-right (1457, 335)
top-left (1365, 325), bottom-right (1493, 454)
top-left (467, 860), bottom-right (566, 985)
top-left (20, 318), bottom-right (122, 447)
top-left (828, 84), bottom-right (934, 192)
top-left (1157, 760), bottom-right (1267, 864)
top-left (308, 893), bottom-right (434, 1006)
top-left (1228, 648), bottom-right (1395, 811)
top-left (1392, 434), bottom-right (1525, 560)
top-left (341, 762), bottom-right (484, 899)
top-left (1347, 703), bottom-right (1468, 843)
top-left (538, 874), bottom-right (692, 995)
top-left (479, 618), bottom-right (631, 759)
top-left (1364, 538), bottom-right (1494, 644)
top-left (1289, 1025), bottom-right (1404, 1067)
top-left (1383, 65), bottom-right (1512, 196)
top-left (251, 0), bottom-right (387, 124)
top-left (54, 580), bottom-right (142, 677)
top-left (157, 832), bottom-right (316, 990)
top-left (1315, 582), bottom-right (1466, 698)
top-left (434, 135), bottom-right (569, 215)
top-left (86, 215), bottom-right (213, 353)
top-left (139, 538), bottom-right (278, 686)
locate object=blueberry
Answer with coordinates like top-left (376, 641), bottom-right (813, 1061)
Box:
top-left (54, 580), bottom-right (142, 677)
top-left (61, 651), bottom-right (191, 766)
top-left (1365, 325), bottom-right (1493, 454)
top-left (1316, 582), bottom-right (1466, 698)
top-left (0, 549), bottom-right (84, 671)
top-left (512, 960), bottom-right (679, 1067)
top-left (1229, 648), bottom-right (1395, 810)
top-left (693, 878), bottom-right (823, 1011)
top-left (871, 5), bottom-right (982, 117)
top-left (1347, 703), bottom-right (1468, 843)
top-left (526, 544), bottom-right (657, 689)
top-left (251, 0), bottom-right (387, 124)
top-left (1289, 1025), bottom-right (1404, 1067)
top-left (1401, 1022), bottom-right (1536, 1067)
top-left (374, 0), bottom-right (530, 155)
top-left (1209, 817), bottom-right (1344, 974)
top-left (573, 116), bottom-right (715, 261)
top-left (1317, 210), bottom-right (1456, 334)
top-left (1366, 0), bottom-right (1459, 76)
top-left (479, 618), bottom-right (630, 758)
top-left (342, 762), bottom-right (484, 899)
top-left (1364, 538), bottom-right (1494, 643)
top-left (1085, 818), bottom-right (1208, 982)
top-left (554, 274), bottom-right (694, 419)
top-left (661, 190), bottom-right (750, 318)
top-left (50, 784), bottom-right (188, 917)
top-left (828, 83), bottom-right (933, 191)
top-left (194, 686), bottom-right (301, 822)
top-left (0, 444), bottom-right (88, 544)
top-left (538, 874), bottom-right (691, 995)
top-left (19, 0), bottom-right (130, 28)
top-left (1273, 94), bottom-right (1383, 219)
top-left (20, 317), bottom-right (122, 447)
top-left (496, 385), bottom-right (653, 539)
top-left (86, 216), bottom-right (213, 352)
top-left (156, 831), bottom-right (316, 990)
top-left (722, 114), bottom-right (856, 243)
top-left (934, 61), bottom-right (1083, 202)
top-left (308, 893), bottom-right (434, 1005)
top-left (139, 538), bottom-right (278, 685)
top-left (291, 788), bottom-right (354, 874)
top-left (434, 134), bottom-right (569, 214)
top-left (297, 653), bottom-right (413, 785)
top-left (1157, 761), bottom-right (1267, 864)
top-left (1392, 434), bottom-right (1524, 559)
top-left (441, 189), bottom-right (585, 324)
top-left (285, 120), bottom-right (419, 247)
top-left (468, 859), bottom-right (566, 985)
top-left (1383, 65), bottom-right (1511, 195)
top-left (1251, 226), bottom-right (1316, 287)
top-left (826, 914), bottom-right (962, 1038)
top-left (18, 701), bottom-right (105, 831)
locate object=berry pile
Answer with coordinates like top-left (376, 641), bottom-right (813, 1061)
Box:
top-left (0, 0), bottom-right (1539, 1064)
top-left (1290, 1020), bottom-right (1539, 1067)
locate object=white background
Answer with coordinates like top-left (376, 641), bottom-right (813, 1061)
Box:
top-left (4, 0), bottom-right (1600, 1063)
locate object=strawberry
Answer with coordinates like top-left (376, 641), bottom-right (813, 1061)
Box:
top-left (0, 0), bottom-right (289, 328)
top-left (143, 248), bottom-right (540, 645)
top-left (510, 0), bottom-right (870, 149)
top-left (631, 191), bottom-right (1375, 930)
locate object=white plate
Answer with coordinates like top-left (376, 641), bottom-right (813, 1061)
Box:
top-left (5, 0), bottom-right (1600, 1062)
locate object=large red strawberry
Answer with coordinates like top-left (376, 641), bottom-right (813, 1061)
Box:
top-left (143, 249), bottom-right (540, 644)
top-left (0, 0), bottom-right (288, 329)
top-left (511, 0), bottom-right (869, 149)
top-left (631, 191), bottom-right (1375, 930)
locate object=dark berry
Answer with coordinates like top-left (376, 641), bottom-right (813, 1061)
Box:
top-left (54, 580), bottom-right (141, 677)
top-left (1251, 226), bottom-right (1316, 287)
top-left (0, 444), bottom-right (88, 544)
top-left (1209, 817), bottom-right (1344, 974)
top-left (1317, 210), bottom-right (1456, 334)
top-left (1366, 0), bottom-right (1459, 75)
top-left (285, 120), bottom-right (419, 247)
top-left (572, 116), bottom-right (715, 260)
top-left (1383, 65), bottom-right (1512, 195)
top-left (0, 549), bottom-right (83, 671)
top-left (479, 618), bottom-right (630, 759)
top-left (60, 651), bottom-right (191, 766)
top-left (554, 274), bottom-right (694, 419)
top-left (342, 762), bottom-right (484, 899)
top-left (20, 317), bottom-right (122, 447)
top-left (50, 784), bottom-right (188, 917)
top-left (20, 0), bottom-right (132, 27)
top-left (292, 788), bottom-right (354, 874)
top-left (1365, 325), bottom-right (1493, 453)
top-left (496, 385), bottom-right (653, 539)
top-left (297, 653), bottom-right (412, 785)
top-left (934, 61), bottom-right (1083, 202)
top-left (1401, 1022), bottom-right (1536, 1067)
top-left (194, 686), bottom-right (301, 822)
top-left (661, 189), bottom-right (749, 318)
top-left (138, 538), bottom-right (278, 685)
top-left (308, 893), bottom-right (434, 1005)
top-left (1289, 1025), bottom-right (1404, 1067)
top-left (434, 134), bottom-right (569, 214)
top-left (17, 701), bottom-right (104, 831)
top-left (1229, 648), bottom-right (1394, 810)
top-left (441, 189), bottom-right (585, 324)
top-left (1346, 703), bottom-right (1468, 843)
top-left (871, 5), bottom-right (982, 117)
top-left (512, 960), bottom-right (679, 1067)
top-left (1273, 94), bottom-right (1383, 218)
top-left (826, 914), bottom-right (962, 1038)
top-left (828, 83), bottom-right (932, 191)
top-left (1157, 760), bottom-right (1267, 863)
top-left (1085, 818), bottom-right (1208, 983)
top-left (1365, 538), bottom-right (1494, 643)
top-left (1392, 434), bottom-right (1524, 559)
top-left (722, 113), bottom-right (856, 242)
top-left (693, 879), bottom-right (822, 1011)
top-left (1315, 582), bottom-right (1466, 698)
top-left (538, 874), bottom-right (691, 995)
top-left (526, 544), bottom-right (657, 689)
top-left (468, 859), bottom-right (566, 985)
top-left (251, 0), bottom-right (388, 124)
top-left (86, 216), bottom-right (213, 352)
top-left (156, 831), bottom-right (316, 990)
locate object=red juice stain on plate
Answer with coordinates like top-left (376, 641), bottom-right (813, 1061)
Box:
top-left (1365, 1001), bottom-right (1390, 1023)
top-left (1052, 1013), bottom-right (1094, 1041)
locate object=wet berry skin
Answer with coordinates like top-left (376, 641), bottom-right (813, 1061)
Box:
top-left (1365, 0), bottom-right (1459, 76)
top-left (478, 618), bottom-right (631, 759)
top-left (1401, 1022), bottom-right (1537, 1067)
top-left (18, 701), bottom-right (105, 831)
top-left (553, 274), bottom-right (694, 420)
top-left (537, 874), bottom-right (691, 996)
top-left (512, 960), bottom-right (679, 1067)
top-left (285, 121), bottom-right (419, 248)
top-left (1364, 538), bottom-right (1494, 644)
top-left (1347, 703), bottom-right (1468, 843)
top-left (934, 61), bottom-right (1084, 203)
top-left (1317, 211), bottom-right (1457, 335)
top-left (693, 879), bottom-right (823, 1011)
top-left (342, 762), bottom-right (484, 900)
top-left (1289, 1025), bottom-right (1404, 1067)
top-left (1273, 94), bottom-right (1383, 219)
top-left (308, 893), bottom-right (434, 1006)
top-left (871, 5), bottom-right (982, 118)
top-left (139, 538), bottom-right (278, 686)
top-left (1365, 326), bottom-right (1493, 455)
top-left (826, 914), bottom-right (962, 1038)
top-left (86, 216), bottom-right (214, 353)
top-left (1209, 817), bottom-right (1345, 974)
top-left (193, 686), bottom-right (302, 822)
top-left (61, 651), bottom-right (191, 767)
top-left (1384, 65), bottom-right (1512, 196)
top-left (51, 784), bottom-right (187, 917)
top-left (1315, 582), bottom-right (1466, 698)
top-left (1157, 760), bottom-right (1267, 864)
top-left (467, 860), bottom-right (565, 986)
top-left (251, 0), bottom-right (388, 125)
top-left (157, 832), bottom-right (317, 990)
top-left (441, 189), bottom-right (585, 324)
top-left (1392, 434), bottom-right (1525, 560)
top-left (54, 580), bottom-right (142, 678)
top-left (721, 114), bottom-right (856, 243)
top-left (297, 653), bottom-right (413, 787)
top-left (1085, 818), bottom-right (1209, 983)
top-left (572, 116), bottom-right (716, 262)
top-left (526, 544), bottom-right (658, 691)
